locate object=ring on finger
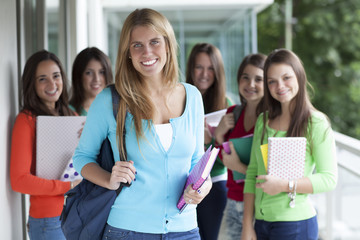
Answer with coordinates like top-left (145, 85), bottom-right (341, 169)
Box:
top-left (189, 198), bottom-right (193, 204)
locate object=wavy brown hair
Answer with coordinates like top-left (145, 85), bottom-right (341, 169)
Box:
top-left (262, 49), bottom-right (314, 142)
top-left (186, 43), bottom-right (226, 114)
top-left (114, 8), bottom-right (178, 157)
top-left (21, 50), bottom-right (74, 116)
top-left (69, 47), bottom-right (113, 114)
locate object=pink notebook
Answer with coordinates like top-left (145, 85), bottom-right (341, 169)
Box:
top-left (177, 146), bottom-right (220, 213)
top-left (267, 137), bottom-right (306, 180)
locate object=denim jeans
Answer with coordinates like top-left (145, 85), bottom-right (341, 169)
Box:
top-left (219, 198), bottom-right (244, 240)
top-left (102, 225), bottom-right (200, 240)
top-left (27, 216), bottom-right (65, 240)
top-left (254, 216), bottom-right (318, 240)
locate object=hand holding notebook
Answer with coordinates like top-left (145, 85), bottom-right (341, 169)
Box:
top-left (222, 134), bottom-right (254, 182)
top-left (177, 146), bottom-right (220, 213)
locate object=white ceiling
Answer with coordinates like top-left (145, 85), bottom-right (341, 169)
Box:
top-left (103, 0), bottom-right (273, 39)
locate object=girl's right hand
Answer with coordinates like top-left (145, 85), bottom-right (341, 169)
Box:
top-left (214, 113), bottom-right (235, 144)
top-left (108, 160), bottom-right (136, 190)
top-left (241, 225), bottom-right (257, 240)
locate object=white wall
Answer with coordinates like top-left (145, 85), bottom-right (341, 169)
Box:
top-left (0, 0), bottom-right (23, 239)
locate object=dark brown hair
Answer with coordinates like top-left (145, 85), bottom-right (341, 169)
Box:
top-left (186, 43), bottom-right (226, 114)
top-left (262, 49), bottom-right (314, 140)
top-left (237, 53), bottom-right (267, 116)
top-left (69, 47), bottom-right (113, 114)
top-left (21, 50), bottom-right (74, 116)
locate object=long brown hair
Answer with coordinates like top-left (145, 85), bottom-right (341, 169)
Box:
top-left (262, 49), bottom-right (314, 141)
top-left (186, 43), bottom-right (226, 114)
top-left (21, 50), bottom-right (74, 116)
top-left (114, 8), bottom-right (178, 157)
top-left (237, 53), bottom-right (267, 116)
top-left (69, 47), bottom-right (113, 114)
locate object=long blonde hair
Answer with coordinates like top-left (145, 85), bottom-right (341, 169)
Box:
top-left (114, 8), bottom-right (178, 157)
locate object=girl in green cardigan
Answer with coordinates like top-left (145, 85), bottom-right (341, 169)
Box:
top-left (242, 49), bottom-right (337, 240)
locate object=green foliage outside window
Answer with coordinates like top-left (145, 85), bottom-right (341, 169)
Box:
top-left (258, 0), bottom-right (360, 139)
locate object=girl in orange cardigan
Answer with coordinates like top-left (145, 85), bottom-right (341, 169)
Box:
top-left (10, 50), bottom-right (81, 240)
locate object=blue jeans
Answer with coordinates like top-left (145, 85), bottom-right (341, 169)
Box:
top-left (27, 216), bottom-right (65, 240)
top-left (102, 225), bottom-right (200, 240)
top-left (220, 199), bottom-right (244, 240)
top-left (196, 180), bottom-right (227, 240)
top-left (254, 216), bottom-right (318, 240)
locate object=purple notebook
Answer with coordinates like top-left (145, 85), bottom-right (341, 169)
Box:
top-left (177, 145), bottom-right (220, 213)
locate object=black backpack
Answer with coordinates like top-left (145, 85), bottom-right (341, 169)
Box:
top-left (60, 84), bottom-right (129, 240)
top-left (232, 104), bottom-right (245, 125)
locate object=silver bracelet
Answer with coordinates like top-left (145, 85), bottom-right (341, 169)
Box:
top-left (289, 179), bottom-right (297, 208)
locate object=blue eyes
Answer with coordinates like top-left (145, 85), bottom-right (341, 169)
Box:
top-left (133, 40), bottom-right (160, 48)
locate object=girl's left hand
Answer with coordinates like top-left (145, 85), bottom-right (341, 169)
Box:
top-left (221, 141), bottom-right (247, 173)
top-left (255, 175), bottom-right (287, 195)
top-left (183, 177), bottom-right (212, 205)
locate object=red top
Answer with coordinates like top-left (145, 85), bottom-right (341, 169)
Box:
top-left (219, 105), bottom-right (254, 202)
top-left (10, 111), bottom-right (71, 218)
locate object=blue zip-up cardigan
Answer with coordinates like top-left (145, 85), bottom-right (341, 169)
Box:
top-left (73, 83), bottom-right (205, 233)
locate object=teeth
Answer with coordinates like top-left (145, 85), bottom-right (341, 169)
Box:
top-left (91, 84), bottom-right (101, 89)
top-left (278, 89), bottom-right (288, 95)
top-left (142, 59), bottom-right (156, 65)
top-left (246, 89), bottom-right (257, 93)
top-left (46, 89), bottom-right (57, 95)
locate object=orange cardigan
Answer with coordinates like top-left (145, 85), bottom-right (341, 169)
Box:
top-left (10, 111), bottom-right (71, 218)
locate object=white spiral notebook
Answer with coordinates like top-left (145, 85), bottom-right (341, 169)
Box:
top-left (36, 116), bottom-right (86, 180)
top-left (267, 137), bottom-right (307, 180)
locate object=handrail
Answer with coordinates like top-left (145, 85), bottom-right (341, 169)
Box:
top-left (334, 131), bottom-right (360, 156)
top-left (322, 131), bottom-right (360, 240)
top-left (334, 131), bottom-right (360, 178)
top-left (337, 160), bottom-right (360, 178)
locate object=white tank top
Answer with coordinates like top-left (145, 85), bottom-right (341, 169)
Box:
top-left (154, 123), bottom-right (173, 151)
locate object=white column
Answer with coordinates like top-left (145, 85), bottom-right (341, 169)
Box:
top-left (88, 0), bottom-right (106, 52)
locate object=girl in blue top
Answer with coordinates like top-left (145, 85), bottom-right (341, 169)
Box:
top-left (72, 8), bottom-right (212, 240)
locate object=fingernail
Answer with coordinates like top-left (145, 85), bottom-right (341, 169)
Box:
top-left (134, 178), bottom-right (136, 181)
top-left (197, 189), bottom-right (201, 194)
top-left (135, 171), bottom-right (138, 175)
top-left (255, 175), bottom-right (258, 178)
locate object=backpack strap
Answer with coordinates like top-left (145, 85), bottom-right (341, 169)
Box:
top-left (232, 104), bottom-right (245, 123)
top-left (108, 84), bottom-right (130, 194)
top-left (109, 84), bottom-right (120, 119)
top-left (109, 84), bottom-right (127, 161)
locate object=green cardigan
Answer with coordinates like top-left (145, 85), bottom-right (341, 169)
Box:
top-left (69, 104), bottom-right (87, 116)
top-left (244, 111), bottom-right (337, 221)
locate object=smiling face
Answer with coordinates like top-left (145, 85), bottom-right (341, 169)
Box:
top-left (238, 64), bottom-right (264, 105)
top-left (35, 60), bottom-right (63, 110)
top-left (193, 52), bottom-right (215, 95)
top-left (129, 25), bottom-right (167, 81)
top-left (82, 59), bottom-right (106, 99)
top-left (267, 63), bottom-right (299, 106)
